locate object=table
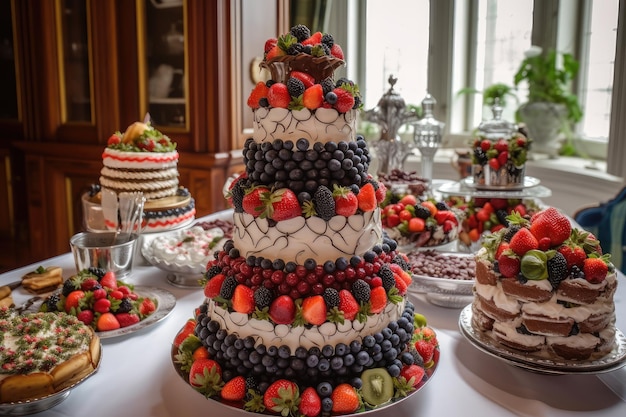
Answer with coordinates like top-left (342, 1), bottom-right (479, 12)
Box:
top-left (1, 215), bottom-right (625, 417)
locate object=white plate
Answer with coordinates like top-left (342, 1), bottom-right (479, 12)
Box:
top-left (0, 343), bottom-right (101, 415)
top-left (97, 286), bottom-right (176, 339)
top-left (459, 305), bottom-right (626, 374)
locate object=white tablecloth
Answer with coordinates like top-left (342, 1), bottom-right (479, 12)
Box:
top-left (1, 214), bottom-right (625, 417)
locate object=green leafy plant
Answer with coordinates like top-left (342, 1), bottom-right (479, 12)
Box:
top-left (457, 82), bottom-right (517, 108)
top-left (513, 46), bottom-right (583, 123)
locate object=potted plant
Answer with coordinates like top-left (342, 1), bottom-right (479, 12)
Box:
top-left (513, 46), bottom-right (583, 157)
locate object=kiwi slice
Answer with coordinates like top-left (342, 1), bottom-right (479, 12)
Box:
top-left (360, 368), bottom-right (394, 406)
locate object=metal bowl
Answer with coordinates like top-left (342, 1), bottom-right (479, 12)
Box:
top-left (70, 232), bottom-right (138, 278)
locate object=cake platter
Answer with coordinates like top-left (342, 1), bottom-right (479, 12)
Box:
top-left (461, 175), bottom-right (541, 191)
top-left (459, 305), bottom-right (626, 375)
top-left (0, 343), bottom-right (102, 416)
top-left (170, 331), bottom-right (440, 416)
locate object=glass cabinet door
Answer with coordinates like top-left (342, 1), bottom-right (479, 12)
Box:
top-left (0, 0), bottom-right (18, 121)
top-left (138, 0), bottom-right (187, 129)
top-left (57, 0), bottom-right (92, 123)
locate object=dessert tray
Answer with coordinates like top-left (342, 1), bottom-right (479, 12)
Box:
top-left (170, 329), bottom-right (440, 416)
top-left (459, 305), bottom-right (626, 375)
top-left (0, 343), bottom-right (102, 416)
top-left (438, 178), bottom-right (552, 199)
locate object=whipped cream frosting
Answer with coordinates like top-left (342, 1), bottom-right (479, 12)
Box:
top-left (102, 148), bottom-right (179, 169)
top-left (252, 108), bottom-right (357, 144)
top-left (206, 298), bottom-right (405, 352)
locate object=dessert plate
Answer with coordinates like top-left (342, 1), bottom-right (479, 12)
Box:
top-left (459, 305), bottom-right (626, 374)
top-left (170, 327), bottom-right (440, 415)
top-left (97, 286), bottom-right (176, 339)
top-left (0, 343), bottom-right (102, 416)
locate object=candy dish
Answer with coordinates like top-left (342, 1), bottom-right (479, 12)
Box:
top-left (170, 332), bottom-right (440, 416)
top-left (459, 305), bottom-right (626, 374)
top-left (0, 343), bottom-right (101, 416)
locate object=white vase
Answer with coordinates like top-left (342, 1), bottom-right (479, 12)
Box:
top-left (519, 102), bottom-right (568, 158)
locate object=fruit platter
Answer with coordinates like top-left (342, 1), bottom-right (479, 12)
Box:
top-left (171, 312), bottom-right (440, 416)
top-left (38, 268), bottom-right (176, 338)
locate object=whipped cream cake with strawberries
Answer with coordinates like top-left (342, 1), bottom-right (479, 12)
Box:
top-left (471, 207), bottom-right (618, 360)
top-left (172, 25), bottom-right (439, 416)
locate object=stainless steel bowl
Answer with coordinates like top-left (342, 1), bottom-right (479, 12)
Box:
top-left (70, 232), bottom-right (138, 279)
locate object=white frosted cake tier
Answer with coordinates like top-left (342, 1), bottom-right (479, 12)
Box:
top-left (206, 297), bottom-right (405, 352)
top-left (252, 107), bottom-right (358, 143)
top-left (101, 148), bottom-right (179, 170)
top-left (233, 210), bottom-right (383, 264)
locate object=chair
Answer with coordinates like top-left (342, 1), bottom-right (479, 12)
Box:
top-left (574, 187), bottom-right (626, 273)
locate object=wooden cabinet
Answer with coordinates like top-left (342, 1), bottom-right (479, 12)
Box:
top-left (0, 0), bottom-right (288, 266)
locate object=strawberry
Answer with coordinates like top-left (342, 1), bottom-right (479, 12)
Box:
top-left (267, 82), bottom-right (291, 108)
top-left (116, 312), bottom-right (140, 328)
top-left (204, 273), bottom-right (226, 298)
top-left (109, 290), bottom-right (124, 300)
top-left (495, 242), bottom-right (510, 259)
top-left (583, 257), bottom-right (608, 283)
top-left (80, 278), bottom-right (99, 291)
top-left (490, 198), bottom-right (508, 210)
top-left (330, 383), bottom-right (360, 414)
top-left (96, 312), bottom-right (120, 331)
top-left (247, 81), bottom-right (269, 109)
top-left (414, 339), bottom-right (435, 363)
top-left (338, 289), bottom-right (359, 320)
top-left (330, 43), bottom-right (344, 59)
top-left (221, 375), bottom-right (246, 401)
top-left (488, 158), bottom-right (500, 170)
top-left (76, 309), bottom-right (94, 326)
top-left (92, 288), bottom-right (107, 300)
top-left (290, 71), bottom-right (315, 88)
top-left (262, 188), bottom-right (301, 221)
top-left (100, 271), bottom-right (118, 290)
top-left (302, 31), bottom-right (322, 46)
top-left (269, 295), bottom-right (296, 324)
top-left (232, 285), bottom-right (255, 314)
top-left (538, 236), bottom-right (552, 251)
top-left (93, 298), bottom-right (111, 314)
top-left (399, 194), bottom-right (418, 206)
top-left (299, 386), bottom-right (322, 417)
top-left (174, 319), bottom-right (197, 347)
top-left (264, 38), bottom-right (277, 53)
top-left (420, 201), bottom-right (438, 216)
top-left (242, 186), bottom-right (270, 217)
top-left (332, 87), bottom-right (355, 113)
top-left (497, 251), bottom-right (521, 278)
top-left (494, 139), bottom-right (508, 152)
top-left (557, 245), bottom-right (586, 269)
top-left (480, 139), bottom-right (492, 151)
top-left (374, 182), bottom-right (387, 203)
top-left (265, 44), bottom-right (285, 60)
top-left (333, 185), bottom-right (358, 217)
top-left (512, 203), bottom-right (527, 216)
top-left (530, 207), bottom-right (572, 247)
top-left (357, 182), bottom-right (377, 212)
top-left (369, 286), bottom-right (387, 313)
top-left (107, 134), bottom-right (121, 146)
top-left (263, 379), bottom-right (300, 415)
top-left (302, 84), bottom-right (324, 109)
top-left (509, 227), bottom-right (539, 256)
top-left (189, 358), bottom-right (223, 396)
top-left (139, 298), bottom-right (156, 315)
top-left (400, 364), bottom-right (425, 388)
top-left (64, 290), bottom-right (85, 313)
top-left (301, 295), bottom-right (327, 325)
top-left (192, 346), bottom-right (210, 360)
top-left (497, 150), bottom-right (509, 167)
top-left (408, 217), bottom-right (425, 232)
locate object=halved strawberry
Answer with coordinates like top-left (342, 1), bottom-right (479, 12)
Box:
top-left (330, 43), bottom-right (344, 59)
top-left (302, 84), bottom-right (324, 109)
top-left (301, 295), bottom-right (327, 325)
top-left (232, 285), bottom-right (255, 314)
top-left (338, 289), bottom-right (359, 321)
top-left (369, 286), bottom-right (387, 313)
top-left (269, 295), bottom-right (296, 324)
top-left (100, 271), bottom-right (118, 290)
top-left (204, 273), bottom-right (226, 298)
top-left (357, 182), bottom-right (377, 212)
top-left (174, 319), bottom-right (197, 347)
top-left (221, 375), bottom-right (246, 401)
top-left (302, 31), bottom-right (322, 46)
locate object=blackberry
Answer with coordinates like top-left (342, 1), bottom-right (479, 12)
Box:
top-left (287, 77), bottom-right (305, 97)
top-left (45, 293), bottom-right (61, 312)
top-left (547, 252), bottom-right (568, 289)
top-left (117, 298), bottom-right (133, 313)
top-left (290, 24), bottom-right (311, 42)
top-left (502, 225), bottom-right (521, 242)
top-left (323, 287), bottom-right (340, 309)
top-left (495, 209), bottom-right (509, 226)
top-left (219, 276), bottom-right (238, 299)
top-left (230, 180), bottom-right (246, 212)
top-left (321, 33), bottom-right (334, 48)
top-left (414, 205), bottom-right (432, 219)
top-left (378, 265), bottom-right (395, 291)
top-left (286, 42), bottom-right (304, 55)
top-left (313, 185), bottom-right (335, 220)
top-left (335, 77), bottom-right (352, 88)
top-left (205, 265), bottom-right (222, 280)
top-left (62, 279), bottom-right (79, 296)
top-left (435, 201), bottom-right (449, 211)
top-left (351, 279), bottom-right (371, 303)
top-left (254, 286), bottom-right (273, 309)
top-left (87, 267), bottom-right (106, 279)
top-left (392, 255), bottom-right (409, 270)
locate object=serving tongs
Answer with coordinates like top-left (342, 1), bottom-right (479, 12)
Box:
top-left (118, 191), bottom-right (146, 238)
